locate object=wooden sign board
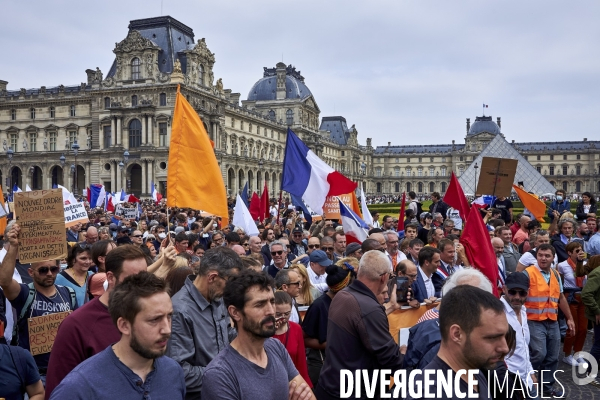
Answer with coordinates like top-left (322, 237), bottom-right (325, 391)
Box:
top-left (14, 189), bottom-right (68, 263)
top-left (475, 157), bottom-right (518, 198)
top-left (323, 194), bottom-right (353, 220)
top-left (28, 311), bottom-right (71, 356)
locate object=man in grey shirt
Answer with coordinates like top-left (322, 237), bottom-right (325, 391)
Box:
top-left (167, 247), bottom-right (242, 400)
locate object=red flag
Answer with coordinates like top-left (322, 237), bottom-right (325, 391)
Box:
top-left (444, 172), bottom-right (470, 220)
top-left (86, 187), bottom-right (91, 204)
top-left (460, 204), bottom-right (499, 297)
top-left (249, 193), bottom-right (261, 221)
top-left (397, 192), bottom-right (406, 235)
top-left (259, 182), bottom-right (269, 222)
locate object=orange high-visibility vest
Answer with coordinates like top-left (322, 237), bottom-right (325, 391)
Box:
top-left (525, 266), bottom-right (560, 321)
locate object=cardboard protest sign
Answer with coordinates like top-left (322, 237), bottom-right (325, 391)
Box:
top-left (14, 189), bottom-right (68, 263)
top-left (475, 157), bottom-right (518, 198)
top-left (64, 202), bottom-right (90, 228)
top-left (28, 311), bottom-right (70, 356)
top-left (115, 204), bottom-right (123, 217)
top-left (323, 193), bottom-right (353, 220)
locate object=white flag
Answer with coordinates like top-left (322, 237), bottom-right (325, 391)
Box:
top-left (360, 188), bottom-right (374, 227)
top-left (233, 195), bottom-right (259, 237)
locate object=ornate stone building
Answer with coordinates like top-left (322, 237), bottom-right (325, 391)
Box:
top-left (0, 16), bottom-right (598, 201)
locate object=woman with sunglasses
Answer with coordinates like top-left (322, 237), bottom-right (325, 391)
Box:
top-left (557, 241), bottom-right (588, 366)
top-left (55, 246), bottom-right (94, 306)
top-left (289, 263), bottom-right (321, 307)
top-left (273, 291), bottom-right (312, 388)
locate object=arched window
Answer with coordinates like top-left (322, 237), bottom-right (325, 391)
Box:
top-left (131, 95), bottom-right (138, 107)
top-left (128, 119), bottom-right (142, 148)
top-left (131, 58), bottom-right (141, 80)
top-left (376, 183), bottom-right (382, 193)
top-left (395, 182), bottom-right (400, 192)
top-left (286, 109), bottom-right (293, 126)
top-left (198, 64), bottom-right (205, 86)
top-left (406, 182), bottom-right (412, 192)
top-left (159, 93), bottom-right (167, 106)
top-left (418, 182), bottom-right (424, 193)
top-left (429, 182), bottom-right (435, 192)
top-left (104, 97), bottom-right (110, 109)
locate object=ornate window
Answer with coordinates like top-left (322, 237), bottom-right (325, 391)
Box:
top-left (30, 108), bottom-right (35, 119)
top-left (131, 95), bottom-right (138, 107)
top-left (268, 110), bottom-right (275, 120)
top-left (69, 131), bottom-right (77, 147)
top-left (198, 64), bottom-right (205, 86)
top-left (10, 134), bottom-right (18, 152)
top-left (131, 57), bottom-right (141, 80)
top-left (549, 166), bottom-right (555, 176)
top-left (49, 132), bottom-right (57, 151)
top-left (417, 167), bottom-right (423, 177)
top-left (286, 109), bottom-right (293, 126)
top-left (159, 93), bottom-right (167, 106)
top-left (394, 167), bottom-right (400, 177)
top-left (128, 119), bottom-right (142, 148)
top-left (562, 165), bottom-right (568, 175)
top-left (103, 126), bottom-right (112, 148)
top-left (375, 167), bottom-right (382, 177)
top-left (70, 105), bottom-right (76, 117)
top-left (10, 109), bottom-right (16, 120)
top-left (49, 106), bottom-right (55, 118)
top-left (429, 167), bottom-right (435, 177)
top-left (104, 97), bottom-right (110, 109)
top-left (406, 167), bottom-right (412, 176)
top-left (441, 167), bottom-right (447, 176)
top-left (159, 123), bottom-right (167, 146)
top-left (536, 166), bottom-right (542, 173)
top-left (29, 133), bottom-right (37, 152)
top-left (576, 165), bottom-right (581, 175)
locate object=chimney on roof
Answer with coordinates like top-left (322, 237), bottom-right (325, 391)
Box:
top-left (584, 138), bottom-right (587, 141)
top-left (388, 142), bottom-right (391, 146)
top-left (0, 80), bottom-right (7, 92)
top-left (497, 117), bottom-right (501, 129)
top-left (512, 140), bottom-right (515, 144)
top-left (276, 62), bottom-right (286, 100)
top-left (452, 140), bottom-right (455, 145)
top-left (466, 118), bottom-right (470, 133)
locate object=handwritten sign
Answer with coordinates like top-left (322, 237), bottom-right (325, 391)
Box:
top-left (323, 193), bottom-right (353, 220)
top-left (64, 202), bottom-right (89, 228)
top-left (476, 157), bottom-right (518, 197)
top-left (14, 189), bottom-right (67, 263)
top-left (28, 311), bottom-right (71, 356)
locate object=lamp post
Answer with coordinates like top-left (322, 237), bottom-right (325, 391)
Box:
top-left (71, 140), bottom-right (80, 195)
top-left (7, 148), bottom-right (13, 197)
top-left (59, 154), bottom-right (66, 188)
top-left (473, 162), bottom-right (479, 195)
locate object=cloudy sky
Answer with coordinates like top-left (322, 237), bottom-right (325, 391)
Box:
top-left (2, 1), bottom-right (599, 147)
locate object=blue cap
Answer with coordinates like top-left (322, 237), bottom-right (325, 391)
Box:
top-left (309, 250), bottom-right (333, 266)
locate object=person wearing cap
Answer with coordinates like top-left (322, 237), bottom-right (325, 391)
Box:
top-left (308, 250), bottom-right (331, 294)
top-left (501, 272), bottom-right (537, 393)
top-left (345, 242), bottom-right (362, 260)
top-left (289, 227), bottom-right (308, 257)
top-left (115, 226), bottom-right (132, 245)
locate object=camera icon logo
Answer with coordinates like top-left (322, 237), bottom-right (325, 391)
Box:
top-left (572, 351), bottom-right (598, 385)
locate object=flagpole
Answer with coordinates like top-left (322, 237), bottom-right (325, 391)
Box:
top-left (276, 189), bottom-right (283, 226)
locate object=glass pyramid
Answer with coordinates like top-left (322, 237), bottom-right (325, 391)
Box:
top-left (458, 135), bottom-right (556, 195)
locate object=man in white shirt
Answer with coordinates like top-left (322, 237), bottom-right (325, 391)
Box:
top-left (307, 250), bottom-right (331, 293)
top-left (384, 230), bottom-right (406, 268)
top-left (501, 272), bottom-right (537, 392)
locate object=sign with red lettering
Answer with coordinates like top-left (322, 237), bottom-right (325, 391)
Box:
top-left (28, 311), bottom-right (71, 356)
top-left (323, 194), bottom-right (353, 220)
top-left (14, 189), bottom-right (68, 263)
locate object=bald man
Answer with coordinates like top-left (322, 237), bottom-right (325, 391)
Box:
top-left (492, 237), bottom-right (507, 290)
top-left (231, 244), bottom-right (246, 257)
top-left (78, 226), bottom-right (99, 249)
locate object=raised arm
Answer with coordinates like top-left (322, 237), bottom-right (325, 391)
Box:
top-left (0, 223), bottom-right (23, 300)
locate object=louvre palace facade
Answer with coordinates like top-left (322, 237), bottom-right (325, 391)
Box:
top-left (0, 16), bottom-right (598, 200)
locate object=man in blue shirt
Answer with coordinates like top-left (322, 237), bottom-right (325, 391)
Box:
top-left (50, 272), bottom-right (185, 399)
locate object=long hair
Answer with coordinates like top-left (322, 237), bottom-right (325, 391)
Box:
top-left (289, 263), bottom-right (314, 306)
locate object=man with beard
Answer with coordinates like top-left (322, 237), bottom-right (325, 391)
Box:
top-left (45, 245), bottom-right (148, 399)
top-left (406, 285), bottom-right (509, 399)
top-left (167, 247), bottom-right (241, 400)
top-left (0, 224), bottom-right (78, 380)
top-left (202, 270), bottom-right (314, 400)
top-left (50, 272), bottom-right (185, 399)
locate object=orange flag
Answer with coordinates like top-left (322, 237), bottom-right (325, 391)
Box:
top-left (350, 191), bottom-right (363, 219)
top-left (167, 86), bottom-right (229, 225)
top-left (512, 185), bottom-right (546, 222)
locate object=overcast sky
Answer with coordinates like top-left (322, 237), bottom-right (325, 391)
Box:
top-left (2, 1), bottom-right (599, 147)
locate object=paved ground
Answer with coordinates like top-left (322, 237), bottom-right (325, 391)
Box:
top-left (554, 331), bottom-right (599, 399)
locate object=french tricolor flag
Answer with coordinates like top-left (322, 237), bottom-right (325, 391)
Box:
top-left (89, 184), bottom-right (106, 208)
top-left (339, 199), bottom-right (369, 244)
top-left (151, 181), bottom-right (162, 204)
top-left (472, 195), bottom-right (496, 209)
top-left (282, 128), bottom-right (357, 215)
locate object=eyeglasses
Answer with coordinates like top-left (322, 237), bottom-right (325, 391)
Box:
top-left (323, 247), bottom-right (334, 252)
top-left (288, 281), bottom-right (301, 286)
top-left (574, 249), bottom-right (583, 253)
top-left (37, 266), bottom-right (60, 275)
top-left (271, 250), bottom-right (285, 256)
top-left (275, 311), bottom-right (292, 318)
top-left (508, 289), bottom-right (528, 297)
top-left (132, 235), bottom-right (143, 238)
top-left (308, 244), bottom-right (320, 249)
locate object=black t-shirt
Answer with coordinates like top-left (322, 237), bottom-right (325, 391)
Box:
top-left (301, 293), bottom-right (332, 344)
top-left (418, 227), bottom-right (430, 244)
top-left (404, 355), bottom-right (491, 400)
top-left (492, 199), bottom-right (513, 224)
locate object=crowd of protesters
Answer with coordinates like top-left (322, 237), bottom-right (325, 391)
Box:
top-left (0, 188), bottom-right (599, 399)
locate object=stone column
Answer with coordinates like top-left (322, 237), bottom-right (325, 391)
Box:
top-left (116, 118), bottom-right (122, 146)
top-left (85, 162), bottom-right (91, 188)
top-left (147, 116), bottom-right (154, 147)
top-left (141, 160), bottom-right (147, 195)
top-left (111, 117), bottom-right (116, 147)
top-left (141, 115), bottom-right (147, 145)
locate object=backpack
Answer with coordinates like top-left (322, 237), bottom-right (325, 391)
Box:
top-left (411, 201), bottom-right (424, 218)
top-left (11, 283), bottom-right (77, 346)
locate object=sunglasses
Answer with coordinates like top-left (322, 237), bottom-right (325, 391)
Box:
top-left (271, 250), bottom-right (285, 256)
top-left (132, 235), bottom-right (143, 238)
top-left (288, 281), bottom-right (301, 286)
top-left (308, 244), bottom-right (320, 249)
top-left (323, 247), bottom-right (334, 252)
top-left (37, 266), bottom-right (60, 275)
top-left (508, 289), bottom-right (528, 297)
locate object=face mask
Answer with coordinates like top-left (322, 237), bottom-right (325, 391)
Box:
top-left (556, 196), bottom-right (563, 201)
top-left (158, 233), bottom-right (166, 240)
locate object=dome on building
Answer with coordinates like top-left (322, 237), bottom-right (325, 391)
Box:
top-left (467, 115), bottom-right (501, 136)
top-left (247, 63), bottom-right (312, 101)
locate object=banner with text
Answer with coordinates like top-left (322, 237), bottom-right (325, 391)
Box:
top-left (323, 193), bottom-right (353, 220)
top-left (64, 202), bottom-right (90, 228)
top-left (115, 204), bottom-right (138, 220)
top-left (14, 189), bottom-right (68, 263)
